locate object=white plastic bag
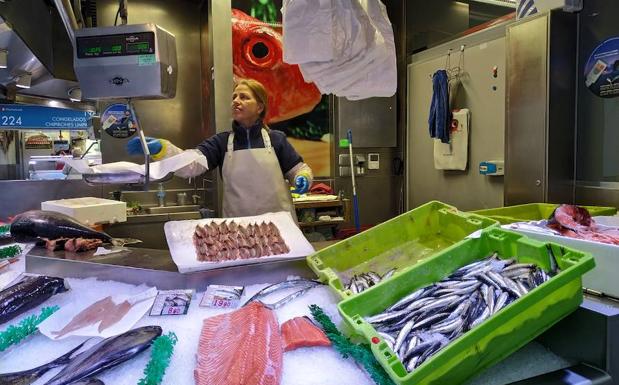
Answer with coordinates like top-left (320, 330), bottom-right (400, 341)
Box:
top-left (283, 0), bottom-right (396, 100)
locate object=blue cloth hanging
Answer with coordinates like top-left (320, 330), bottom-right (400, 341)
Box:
top-left (428, 69), bottom-right (451, 144)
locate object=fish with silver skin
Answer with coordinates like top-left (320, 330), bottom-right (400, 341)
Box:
top-left (0, 276), bottom-right (68, 325)
top-left (0, 342), bottom-right (85, 385)
top-left (365, 253), bottom-right (554, 373)
top-left (43, 326), bottom-right (162, 385)
top-left (345, 268), bottom-right (397, 294)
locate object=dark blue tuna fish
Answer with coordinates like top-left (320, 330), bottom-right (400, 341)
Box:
top-left (10, 211), bottom-right (114, 244)
top-left (0, 342), bottom-right (86, 385)
top-left (44, 326), bottom-right (162, 385)
top-left (10, 210), bottom-right (138, 246)
top-left (0, 276), bottom-right (68, 325)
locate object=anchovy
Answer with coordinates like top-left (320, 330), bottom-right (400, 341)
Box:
top-left (0, 342), bottom-right (85, 385)
top-left (431, 316), bottom-right (463, 334)
top-left (0, 276), bottom-right (68, 325)
top-left (470, 306), bottom-right (491, 328)
top-left (387, 287), bottom-right (428, 311)
top-left (345, 269), bottom-right (398, 295)
top-left (366, 309), bottom-right (409, 324)
top-left (382, 268), bottom-right (397, 280)
top-left (10, 211), bottom-right (139, 247)
top-left (363, 253), bottom-right (557, 373)
top-left (493, 292), bottom-right (510, 314)
top-left (393, 320), bottom-right (415, 353)
top-left (44, 326), bottom-right (162, 385)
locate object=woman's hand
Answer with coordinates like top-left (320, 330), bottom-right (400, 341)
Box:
top-left (126, 136), bottom-right (164, 156)
top-left (293, 175), bottom-right (310, 194)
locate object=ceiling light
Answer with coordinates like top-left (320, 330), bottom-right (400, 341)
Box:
top-left (15, 72), bottom-right (32, 89)
top-left (68, 87), bottom-right (82, 102)
top-left (0, 50), bottom-right (7, 69)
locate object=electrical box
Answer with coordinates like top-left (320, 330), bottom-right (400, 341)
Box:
top-left (368, 153), bottom-right (380, 169)
top-left (479, 160), bottom-right (504, 176)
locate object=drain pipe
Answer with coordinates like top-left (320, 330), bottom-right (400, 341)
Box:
top-left (53, 0), bottom-right (79, 47)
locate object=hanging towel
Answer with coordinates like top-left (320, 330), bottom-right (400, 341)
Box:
top-left (428, 69), bottom-right (451, 144)
top-left (434, 109), bottom-right (470, 171)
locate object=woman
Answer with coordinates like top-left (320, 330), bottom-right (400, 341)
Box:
top-left (126, 79), bottom-right (313, 219)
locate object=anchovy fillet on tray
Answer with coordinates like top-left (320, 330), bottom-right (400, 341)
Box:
top-left (192, 220), bottom-right (290, 262)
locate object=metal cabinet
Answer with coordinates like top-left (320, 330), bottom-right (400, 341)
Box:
top-left (505, 11), bottom-right (577, 205)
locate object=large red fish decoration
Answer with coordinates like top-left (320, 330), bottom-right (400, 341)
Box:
top-left (231, 9), bottom-right (322, 124)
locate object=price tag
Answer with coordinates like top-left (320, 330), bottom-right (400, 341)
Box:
top-left (149, 289), bottom-right (193, 316)
top-left (200, 285), bottom-right (244, 309)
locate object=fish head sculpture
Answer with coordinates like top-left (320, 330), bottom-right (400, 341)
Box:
top-left (231, 9), bottom-right (322, 124)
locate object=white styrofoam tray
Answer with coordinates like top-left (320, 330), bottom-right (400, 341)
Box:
top-left (42, 197), bottom-right (127, 225)
top-left (504, 215), bottom-right (619, 299)
top-left (164, 211), bottom-right (315, 273)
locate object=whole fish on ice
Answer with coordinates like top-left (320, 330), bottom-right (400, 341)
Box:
top-left (0, 276), bottom-right (68, 325)
top-left (232, 8), bottom-right (321, 123)
top-left (0, 342), bottom-right (85, 385)
top-left (44, 325), bottom-right (162, 385)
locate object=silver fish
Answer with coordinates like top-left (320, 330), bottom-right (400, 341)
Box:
top-left (44, 326), bottom-right (162, 385)
top-left (243, 279), bottom-right (320, 307)
top-left (382, 268), bottom-right (397, 280)
top-left (470, 306), bottom-right (491, 328)
top-left (431, 316), bottom-right (463, 334)
top-left (387, 287), bottom-right (428, 311)
top-left (0, 342), bottom-right (85, 385)
top-left (493, 292), bottom-right (510, 314)
top-left (393, 320), bottom-right (415, 353)
top-left (363, 254), bottom-right (554, 373)
top-left (366, 309), bottom-right (409, 324)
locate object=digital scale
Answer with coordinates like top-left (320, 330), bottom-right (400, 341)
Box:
top-left (72, 24), bottom-right (178, 188)
top-left (74, 24), bottom-right (177, 100)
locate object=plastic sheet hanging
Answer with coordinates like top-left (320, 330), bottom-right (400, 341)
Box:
top-left (282, 0), bottom-right (396, 100)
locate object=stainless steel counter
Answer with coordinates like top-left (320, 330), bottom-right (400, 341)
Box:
top-left (104, 211), bottom-right (202, 250)
top-left (25, 246), bottom-right (314, 291)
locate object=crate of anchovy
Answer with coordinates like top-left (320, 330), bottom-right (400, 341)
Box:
top-left (338, 228), bottom-right (595, 385)
top-left (306, 201), bottom-right (498, 299)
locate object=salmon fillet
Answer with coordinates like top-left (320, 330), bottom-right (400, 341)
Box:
top-left (280, 316), bottom-right (331, 352)
top-left (195, 301), bottom-right (282, 385)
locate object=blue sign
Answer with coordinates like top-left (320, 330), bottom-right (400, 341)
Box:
top-left (0, 104), bottom-right (94, 130)
top-left (101, 103), bottom-right (137, 139)
top-left (584, 37), bottom-right (619, 98)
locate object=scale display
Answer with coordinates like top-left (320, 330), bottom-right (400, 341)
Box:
top-left (76, 31), bottom-right (155, 58)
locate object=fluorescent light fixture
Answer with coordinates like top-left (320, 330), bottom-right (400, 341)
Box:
top-left (0, 49), bottom-right (7, 69)
top-left (15, 72), bottom-right (32, 89)
top-left (68, 87), bottom-right (82, 102)
top-left (467, 0), bottom-right (517, 7)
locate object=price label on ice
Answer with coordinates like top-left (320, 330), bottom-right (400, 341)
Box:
top-left (149, 289), bottom-right (193, 316)
top-left (200, 285), bottom-right (244, 309)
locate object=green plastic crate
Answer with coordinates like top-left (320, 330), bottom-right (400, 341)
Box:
top-left (337, 228), bottom-right (595, 385)
top-left (471, 203), bottom-right (617, 225)
top-left (306, 201), bottom-right (498, 300)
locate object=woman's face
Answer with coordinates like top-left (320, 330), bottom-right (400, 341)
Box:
top-left (231, 84), bottom-right (264, 126)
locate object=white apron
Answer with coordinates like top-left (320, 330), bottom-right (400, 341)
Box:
top-left (222, 128), bottom-right (297, 221)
